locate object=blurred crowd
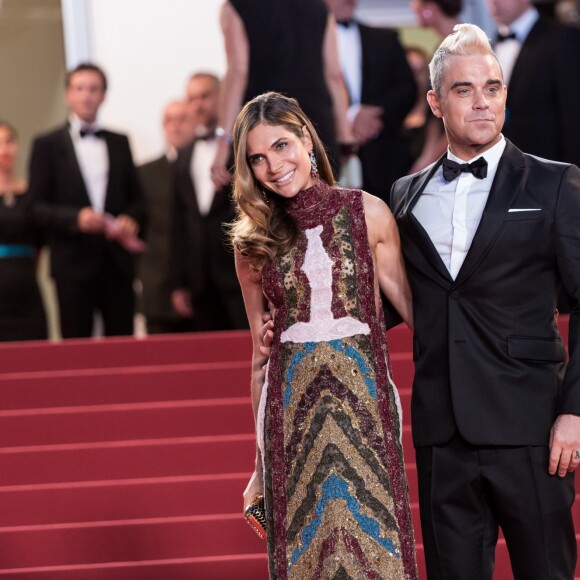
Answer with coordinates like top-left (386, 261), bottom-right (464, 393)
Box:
top-left (1, 0), bottom-right (578, 341)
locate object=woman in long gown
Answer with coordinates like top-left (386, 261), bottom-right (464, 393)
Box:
top-left (231, 93), bottom-right (417, 579)
top-left (0, 121), bottom-right (47, 341)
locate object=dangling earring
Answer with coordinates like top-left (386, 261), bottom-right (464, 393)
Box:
top-left (262, 189), bottom-right (270, 205)
top-left (309, 150), bottom-right (318, 178)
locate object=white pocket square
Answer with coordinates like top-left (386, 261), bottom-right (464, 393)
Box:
top-left (508, 208), bottom-right (542, 213)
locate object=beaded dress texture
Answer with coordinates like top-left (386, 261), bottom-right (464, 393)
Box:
top-left (258, 180), bottom-right (416, 579)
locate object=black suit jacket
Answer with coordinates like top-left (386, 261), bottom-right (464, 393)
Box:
top-left (27, 124), bottom-right (145, 282)
top-left (355, 23), bottom-right (416, 201)
top-left (500, 16), bottom-right (580, 167)
top-left (137, 155), bottom-right (180, 321)
top-left (172, 140), bottom-right (240, 305)
top-left (391, 141), bottom-right (580, 447)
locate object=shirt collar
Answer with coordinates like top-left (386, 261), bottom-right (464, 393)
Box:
top-left (447, 135), bottom-right (506, 170)
top-left (68, 114), bottom-right (102, 137)
top-left (498, 6), bottom-right (539, 42)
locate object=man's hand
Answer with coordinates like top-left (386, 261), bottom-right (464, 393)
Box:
top-left (171, 289), bottom-right (193, 318)
top-left (112, 214), bottom-right (139, 237)
top-left (352, 105), bottom-right (384, 146)
top-left (549, 414), bottom-right (580, 477)
top-left (78, 207), bottom-right (106, 234)
top-left (259, 311), bottom-right (275, 375)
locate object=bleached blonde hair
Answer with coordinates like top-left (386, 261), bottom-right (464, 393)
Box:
top-left (429, 23), bottom-right (501, 96)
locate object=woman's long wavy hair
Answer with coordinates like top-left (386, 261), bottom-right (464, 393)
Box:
top-left (229, 92), bottom-right (335, 271)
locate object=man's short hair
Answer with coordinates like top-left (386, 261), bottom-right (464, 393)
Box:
top-left (66, 63), bottom-right (108, 92)
top-left (432, 0), bottom-right (463, 18)
top-left (429, 23), bottom-right (498, 96)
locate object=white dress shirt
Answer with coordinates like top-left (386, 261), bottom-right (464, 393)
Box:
top-left (412, 137), bottom-right (507, 279)
top-left (190, 137), bottom-right (218, 216)
top-left (69, 114), bottom-right (109, 214)
top-left (335, 22), bottom-right (362, 123)
top-left (494, 7), bottom-right (539, 86)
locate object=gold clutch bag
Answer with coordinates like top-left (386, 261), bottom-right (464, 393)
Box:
top-left (244, 495), bottom-right (267, 539)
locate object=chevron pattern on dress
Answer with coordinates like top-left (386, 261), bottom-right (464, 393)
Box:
top-left (281, 337), bottom-right (406, 579)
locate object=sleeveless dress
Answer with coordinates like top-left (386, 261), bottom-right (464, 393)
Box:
top-left (258, 180), bottom-right (417, 579)
top-left (0, 192), bottom-right (47, 341)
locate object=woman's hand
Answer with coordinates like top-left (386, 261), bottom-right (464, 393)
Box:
top-left (243, 467), bottom-right (264, 511)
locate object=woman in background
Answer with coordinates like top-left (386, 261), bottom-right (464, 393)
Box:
top-left (0, 121), bottom-right (47, 341)
top-left (232, 92), bottom-right (416, 579)
top-left (211, 0), bottom-right (353, 188)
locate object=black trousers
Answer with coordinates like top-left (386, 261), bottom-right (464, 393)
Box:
top-left (55, 257), bottom-right (135, 339)
top-left (416, 435), bottom-right (577, 580)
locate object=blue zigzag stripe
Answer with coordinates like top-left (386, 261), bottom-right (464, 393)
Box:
top-left (283, 340), bottom-right (376, 408)
top-left (289, 473), bottom-right (400, 566)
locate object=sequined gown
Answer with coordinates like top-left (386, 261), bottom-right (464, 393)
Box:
top-left (258, 180), bottom-right (417, 579)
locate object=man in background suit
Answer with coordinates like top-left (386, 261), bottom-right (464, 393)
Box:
top-left (171, 72), bottom-right (246, 331)
top-left (391, 24), bottom-right (580, 578)
top-left (325, 0), bottom-right (416, 201)
top-left (137, 100), bottom-right (195, 334)
top-left (488, 0), bottom-right (580, 167)
top-left (28, 63), bottom-right (145, 338)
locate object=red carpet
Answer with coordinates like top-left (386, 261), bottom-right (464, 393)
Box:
top-left (0, 319), bottom-right (576, 578)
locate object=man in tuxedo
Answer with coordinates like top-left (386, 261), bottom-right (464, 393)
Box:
top-left (137, 100), bottom-right (195, 334)
top-left (488, 0), bottom-right (580, 167)
top-left (324, 0), bottom-right (416, 201)
top-left (28, 63), bottom-right (145, 338)
top-left (391, 24), bottom-right (580, 578)
top-left (171, 73), bottom-right (246, 331)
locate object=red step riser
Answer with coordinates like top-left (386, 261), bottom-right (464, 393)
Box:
top-left (0, 519), bottom-right (267, 568)
top-left (0, 476), bottom-right (249, 527)
top-left (0, 556), bottom-right (270, 580)
top-left (0, 439), bottom-right (257, 487)
top-left (0, 365), bottom-right (252, 411)
top-left (0, 332), bottom-right (252, 374)
top-left (1, 403), bottom-right (255, 447)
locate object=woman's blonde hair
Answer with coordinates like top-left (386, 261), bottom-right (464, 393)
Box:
top-left (230, 92), bottom-right (335, 271)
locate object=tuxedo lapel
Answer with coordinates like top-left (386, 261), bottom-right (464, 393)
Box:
top-left (60, 127), bottom-right (91, 206)
top-left (400, 159), bottom-right (454, 287)
top-left (454, 141), bottom-right (526, 283)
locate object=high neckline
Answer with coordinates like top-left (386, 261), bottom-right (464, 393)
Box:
top-left (284, 179), bottom-right (330, 217)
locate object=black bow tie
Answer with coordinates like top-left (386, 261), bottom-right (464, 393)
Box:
top-left (80, 128), bottom-right (105, 138)
top-left (442, 156), bottom-right (488, 182)
top-left (337, 19), bottom-right (354, 28)
top-left (496, 31), bottom-right (517, 43)
top-left (196, 131), bottom-right (215, 141)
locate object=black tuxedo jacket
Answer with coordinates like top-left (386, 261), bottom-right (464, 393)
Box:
top-left (356, 23), bottom-right (416, 201)
top-left (171, 140), bottom-right (240, 304)
top-left (500, 16), bottom-right (580, 167)
top-left (27, 124), bottom-right (145, 282)
top-left (391, 141), bottom-right (580, 447)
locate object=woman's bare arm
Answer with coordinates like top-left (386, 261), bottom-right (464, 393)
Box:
top-left (363, 193), bottom-right (413, 329)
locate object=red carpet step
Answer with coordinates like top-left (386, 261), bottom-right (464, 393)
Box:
top-left (0, 319), bottom-right (575, 578)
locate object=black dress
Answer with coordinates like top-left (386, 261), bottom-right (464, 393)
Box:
top-left (0, 193), bottom-right (47, 341)
top-left (230, 0), bottom-right (340, 172)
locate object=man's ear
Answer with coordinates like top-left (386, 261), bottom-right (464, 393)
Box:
top-left (301, 125), bottom-right (313, 151)
top-left (427, 90), bottom-right (443, 119)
